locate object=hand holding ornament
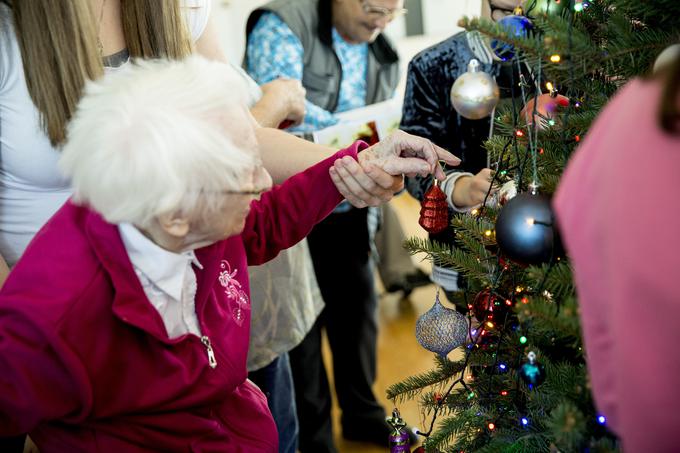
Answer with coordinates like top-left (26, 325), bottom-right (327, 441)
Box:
top-left (451, 168), bottom-right (497, 209)
top-left (329, 158), bottom-right (403, 208)
top-left (331, 130), bottom-right (459, 208)
top-left (356, 130), bottom-right (460, 180)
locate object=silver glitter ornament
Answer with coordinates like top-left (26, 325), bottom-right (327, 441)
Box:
top-left (415, 290), bottom-right (468, 358)
top-left (450, 59), bottom-right (500, 120)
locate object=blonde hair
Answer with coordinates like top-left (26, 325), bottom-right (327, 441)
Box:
top-left (60, 56), bottom-right (257, 228)
top-left (7, 0), bottom-right (192, 146)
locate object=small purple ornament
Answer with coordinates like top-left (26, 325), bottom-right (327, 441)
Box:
top-left (386, 408), bottom-right (411, 453)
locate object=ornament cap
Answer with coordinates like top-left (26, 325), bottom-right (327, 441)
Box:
top-left (527, 351), bottom-right (537, 363)
top-left (386, 408), bottom-right (407, 432)
top-left (467, 58), bottom-right (481, 73)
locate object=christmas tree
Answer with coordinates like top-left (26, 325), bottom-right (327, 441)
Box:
top-left (387, 1), bottom-right (680, 451)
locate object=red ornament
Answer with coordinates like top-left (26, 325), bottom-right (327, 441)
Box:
top-left (472, 289), bottom-right (504, 322)
top-left (419, 181), bottom-right (449, 234)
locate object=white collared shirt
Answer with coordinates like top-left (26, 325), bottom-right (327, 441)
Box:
top-left (118, 223), bottom-right (204, 339)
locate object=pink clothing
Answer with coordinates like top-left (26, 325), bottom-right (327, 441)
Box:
top-left (555, 80), bottom-right (680, 452)
top-left (0, 143), bottom-right (361, 452)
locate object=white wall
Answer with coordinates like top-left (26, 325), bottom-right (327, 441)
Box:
top-left (421, 0), bottom-right (482, 36)
top-left (212, 0), bottom-right (270, 64)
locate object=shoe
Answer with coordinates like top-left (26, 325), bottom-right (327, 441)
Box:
top-left (385, 269), bottom-right (432, 297)
top-left (343, 419), bottom-right (419, 447)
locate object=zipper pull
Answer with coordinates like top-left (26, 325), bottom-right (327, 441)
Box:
top-left (200, 336), bottom-right (218, 369)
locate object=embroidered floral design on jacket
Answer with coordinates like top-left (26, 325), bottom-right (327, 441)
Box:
top-left (219, 260), bottom-right (250, 326)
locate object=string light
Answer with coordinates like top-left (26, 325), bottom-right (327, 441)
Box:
top-left (505, 299), bottom-right (513, 306)
top-left (521, 297), bottom-right (529, 304)
top-left (597, 415), bottom-right (606, 425)
top-left (545, 81), bottom-right (554, 92)
top-left (526, 217), bottom-right (535, 226)
top-left (574, 0), bottom-right (584, 12)
top-left (471, 208), bottom-right (479, 216)
top-left (575, 135), bottom-right (581, 142)
top-left (550, 54), bottom-right (561, 63)
top-left (516, 129), bottom-right (525, 137)
top-left (520, 336), bottom-right (528, 344)
top-left (539, 148), bottom-right (545, 154)
top-left (467, 391), bottom-right (475, 399)
top-left (500, 390), bottom-right (508, 396)
top-left (521, 417), bottom-right (529, 426)
top-left (488, 423), bottom-right (495, 430)
top-left (499, 363), bottom-right (507, 370)
top-left (486, 321), bottom-right (495, 329)
top-left (484, 230), bottom-right (493, 237)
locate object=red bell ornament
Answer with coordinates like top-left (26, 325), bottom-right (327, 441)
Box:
top-left (418, 179), bottom-right (449, 233)
top-left (419, 180), bottom-right (449, 234)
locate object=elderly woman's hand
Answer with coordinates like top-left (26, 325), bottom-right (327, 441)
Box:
top-left (357, 130), bottom-right (460, 180)
top-left (329, 158), bottom-right (403, 208)
top-left (329, 130), bottom-right (460, 208)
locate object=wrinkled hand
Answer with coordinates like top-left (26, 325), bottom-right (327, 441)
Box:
top-left (330, 158), bottom-right (403, 208)
top-left (357, 130), bottom-right (460, 180)
top-left (452, 168), bottom-right (497, 208)
top-left (520, 94), bottom-right (569, 131)
top-left (260, 78), bottom-right (306, 126)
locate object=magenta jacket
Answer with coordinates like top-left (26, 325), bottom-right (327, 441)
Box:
top-left (0, 144), bottom-right (362, 452)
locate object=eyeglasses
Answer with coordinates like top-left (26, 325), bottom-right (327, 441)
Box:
top-left (360, 0), bottom-right (407, 21)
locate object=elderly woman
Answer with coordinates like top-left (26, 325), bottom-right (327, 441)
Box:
top-left (0, 56), bottom-right (456, 452)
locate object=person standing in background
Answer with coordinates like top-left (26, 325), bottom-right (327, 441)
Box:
top-left (400, 0), bottom-right (567, 309)
top-left (245, 0), bottom-right (421, 449)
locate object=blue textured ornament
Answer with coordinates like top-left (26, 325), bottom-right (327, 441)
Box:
top-left (495, 192), bottom-right (561, 265)
top-left (415, 291), bottom-right (468, 358)
top-left (491, 14), bottom-right (533, 61)
top-left (519, 351), bottom-right (546, 386)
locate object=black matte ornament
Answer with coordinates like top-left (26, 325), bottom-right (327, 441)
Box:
top-left (495, 192), bottom-right (560, 265)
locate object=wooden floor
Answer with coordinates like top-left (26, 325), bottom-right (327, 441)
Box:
top-left (322, 193), bottom-right (445, 453)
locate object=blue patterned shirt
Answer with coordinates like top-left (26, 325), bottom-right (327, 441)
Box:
top-left (246, 12), bottom-right (368, 133)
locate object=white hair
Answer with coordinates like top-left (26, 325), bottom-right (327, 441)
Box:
top-left (59, 56), bottom-right (258, 227)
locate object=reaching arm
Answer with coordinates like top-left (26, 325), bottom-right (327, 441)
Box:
top-left (255, 127), bottom-right (336, 183)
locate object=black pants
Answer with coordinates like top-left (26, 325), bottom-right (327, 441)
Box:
top-left (290, 208), bottom-right (385, 453)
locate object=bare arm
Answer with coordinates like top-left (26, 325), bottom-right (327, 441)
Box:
top-left (255, 128), bottom-right (335, 183)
